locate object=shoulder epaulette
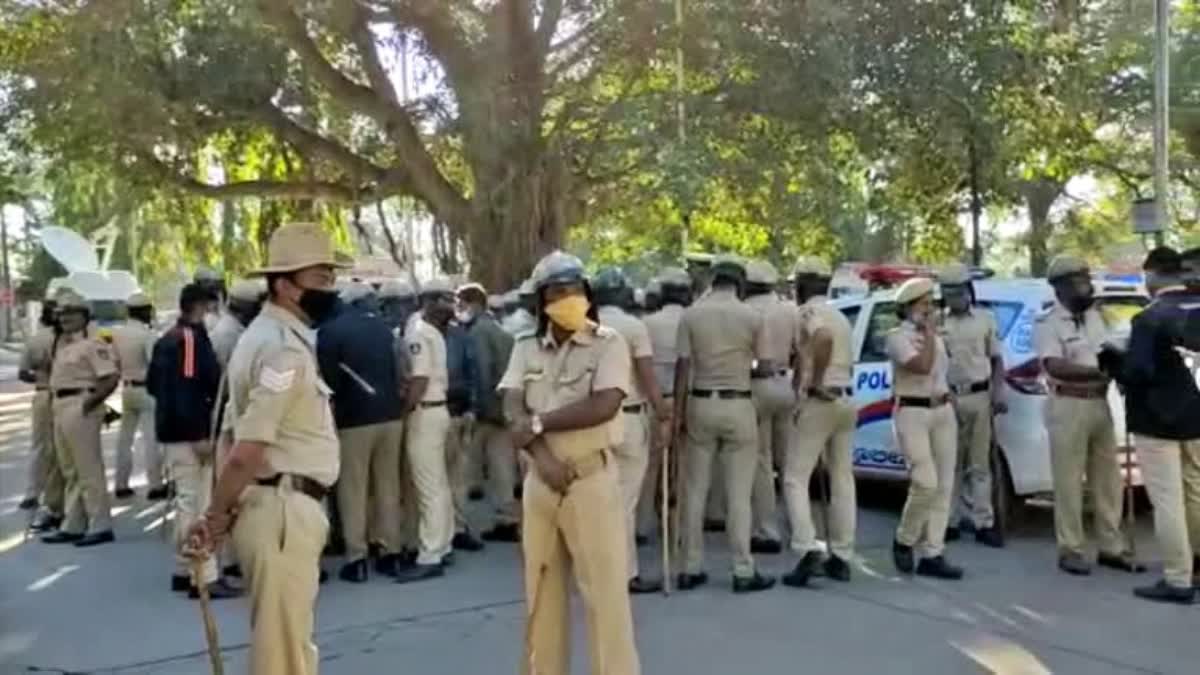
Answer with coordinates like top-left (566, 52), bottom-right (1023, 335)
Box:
top-left (594, 324), bottom-right (618, 339)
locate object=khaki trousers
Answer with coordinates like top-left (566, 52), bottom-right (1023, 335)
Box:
top-left (521, 455), bottom-right (640, 675)
top-left (25, 390), bottom-right (64, 513)
top-left (751, 375), bottom-right (794, 542)
top-left (1046, 396), bottom-right (1124, 557)
top-left (1135, 435), bottom-right (1200, 588)
top-left (166, 441), bottom-right (217, 584)
top-left (406, 405), bottom-right (453, 565)
top-left (950, 391), bottom-right (995, 529)
top-left (895, 404), bottom-right (958, 558)
top-left (445, 415), bottom-right (474, 533)
top-left (636, 432), bottom-right (663, 539)
top-left (612, 407), bottom-right (651, 579)
top-left (232, 484), bottom-right (327, 675)
top-left (477, 422), bottom-right (519, 526)
top-left (116, 385), bottom-right (162, 490)
top-left (784, 397), bottom-right (857, 559)
top-left (683, 396), bottom-right (758, 577)
top-left (54, 397), bottom-right (112, 535)
top-left (336, 420), bottom-right (405, 561)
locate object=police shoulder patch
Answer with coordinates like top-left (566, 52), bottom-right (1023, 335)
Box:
top-left (259, 366), bottom-right (296, 393)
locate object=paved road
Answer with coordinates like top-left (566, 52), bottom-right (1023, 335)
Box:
top-left (0, 380), bottom-right (1197, 675)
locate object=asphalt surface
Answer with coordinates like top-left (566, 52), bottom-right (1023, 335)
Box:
top-left (0, 378), bottom-right (1197, 675)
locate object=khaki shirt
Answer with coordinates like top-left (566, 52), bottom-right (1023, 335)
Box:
top-left (499, 322), bottom-right (631, 464)
top-left (226, 302), bottom-right (339, 486)
top-left (676, 288), bottom-right (766, 391)
top-left (49, 330), bottom-right (117, 390)
top-left (886, 320), bottom-right (950, 398)
top-left (20, 327), bottom-right (57, 387)
top-left (110, 319), bottom-right (155, 381)
top-left (1035, 301), bottom-right (1108, 385)
top-left (210, 312), bottom-right (246, 369)
top-left (800, 297), bottom-right (854, 389)
top-left (598, 305), bottom-right (653, 404)
top-left (942, 309), bottom-right (1002, 387)
top-left (744, 293), bottom-right (797, 365)
top-left (407, 315), bottom-right (449, 403)
top-left (644, 304), bottom-right (685, 395)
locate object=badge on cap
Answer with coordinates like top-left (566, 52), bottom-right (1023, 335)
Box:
top-left (409, 342), bottom-right (422, 355)
top-left (259, 366), bottom-right (296, 393)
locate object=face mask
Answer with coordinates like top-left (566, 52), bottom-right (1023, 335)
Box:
top-left (544, 295), bottom-right (591, 333)
top-left (1066, 294), bottom-right (1094, 313)
top-left (455, 309), bottom-right (474, 325)
top-left (298, 288), bottom-right (340, 325)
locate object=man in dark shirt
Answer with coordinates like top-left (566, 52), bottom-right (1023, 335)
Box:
top-left (317, 282), bottom-right (408, 581)
top-left (444, 314), bottom-right (484, 551)
top-left (1101, 248), bottom-right (1200, 604)
top-left (147, 283), bottom-right (238, 599)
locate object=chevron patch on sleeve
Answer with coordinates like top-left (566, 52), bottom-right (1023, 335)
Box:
top-left (259, 366), bottom-right (296, 393)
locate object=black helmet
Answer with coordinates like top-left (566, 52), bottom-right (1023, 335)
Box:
top-left (592, 266), bottom-right (632, 307)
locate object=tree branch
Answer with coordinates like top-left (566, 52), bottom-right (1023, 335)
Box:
top-left (254, 103), bottom-right (393, 182)
top-left (350, 3), bottom-right (401, 105)
top-left (138, 153), bottom-right (369, 203)
top-left (536, 0), bottom-right (564, 57)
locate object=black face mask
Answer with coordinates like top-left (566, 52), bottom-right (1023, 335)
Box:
top-left (298, 288), bottom-right (340, 325)
top-left (1065, 294), bottom-right (1095, 314)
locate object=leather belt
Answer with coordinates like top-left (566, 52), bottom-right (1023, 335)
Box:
top-left (897, 394), bottom-right (951, 408)
top-left (53, 388), bottom-right (93, 399)
top-left (808, 387), bottom-right (853, 398)
top-left (418, 401), bottom-right (447, 408)
top-left (622, 403), bottom-right (646, 413)
top-left (1051, 383), bottom-right (1107, 400)
top-left (568, 451), bottom-right (609, 482)
top-left (256, 474), bottom-right (329, 502)
top-left (691, 389), bottom-right (753, 399)
top-left (750, 369), bottom-right (791, 380)
top-left (950, 380), bottom-right (989, 395)
top-left (35, 386), bottom-right (49, 392)
top-left (124, 379), bottom-right (146, 387)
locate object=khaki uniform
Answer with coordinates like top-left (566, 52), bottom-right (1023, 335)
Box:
top-left (445, 413), bottom-right (474, 534)
top-left (21, 327), bottom-right (64, 513)
top-left (111, 319), bottom-right (162, 491)
top-left (678, 288), bottom-right (766, 578)
top-left (744, 292), bottom-right (797, 543)
top-left (1035, 301), bottom-right (1124, 557)
top-left (887, 321), bottom-right (957, 558)
top-left (406, 316), bottom-right (454, 565)
top-left (210, 312), bottom-right (246, 369)
top-left (500, 322), bottom-right (639, 675)
top-left (1136, 436), bottom-right (1200, 587)
top-left (638, 303), bottom-right (684, 536)
top-left (50, 331), bottom-right (116, 535)
top-left (226, 302), bottom-right (339, 675)
top-left (785, 297), bottom-right (857, 559)
top-left (599, 304), bottom-right (655, 579)
top-left (943, 309), bottom-right (1002, 530)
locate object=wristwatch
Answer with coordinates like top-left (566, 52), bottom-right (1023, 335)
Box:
top-left (531, 415), bottom-right (544, 436)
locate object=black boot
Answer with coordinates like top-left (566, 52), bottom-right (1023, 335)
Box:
top-left (29, 513), bottom-right (62, 533)
top-left (892, 540), bottom-right (914, 574)
top-left (74, 530), bottom-right (115, 547)
top-left (782, 551), bottom-right (823, 588)
top-left (114, 488), bottom-right (135, 500)
top-left (974, 526), bottom-right (1004, 548)
top-left (676, 572), bottom-right (709, 591)
top-left (481, 523), bottom-right (520, 543)
top-left (1058, 552), bottom-right (1092, 576)
top-left (944, 527), bottom-right (960, 542)
top-left (189, 579), bottom-right (242, 600)
top-left (17, 497), bottom-right (38, 511)
top-left (1134, 580), bottom-right (1196, 605)
top-left (915, 555), bottom-right (964, 580)
top-left (703, 518), bottom-right (726, 533)
top-left (1098, 551), bottom-right (1146, 574)
top-left (628, 576), bottom-right (663, 594)
top-left (452, 531), bottom-right (485, 552)
top-left (146, 486), bottom-right (170, 501)
top-left (223, 564), bottom-right (243, 579)
top-left (171, 574), bottom-right (191, 592)
top-left (339, 558), bottom-right (369, 583)
top-left (823, 555), bottom-right (852, 582)
top-left (42, 531), bottom-right (84, 544)
top-left (394, 563), bottom-right (445, 585)
top-left (750, 537), bottom-right (783, 554)
top-left (732, 572), bottom-right (776, 594)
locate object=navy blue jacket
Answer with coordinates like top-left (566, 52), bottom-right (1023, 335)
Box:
top-left (444, 322), bottom-right (478, 417)
top-left (147, 320), bottom-right (221, 443)
top-left (317, 305), bottom-right (405, 429)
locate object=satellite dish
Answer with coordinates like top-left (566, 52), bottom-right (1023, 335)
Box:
top-left (41, 226), bottom-right (100, 273)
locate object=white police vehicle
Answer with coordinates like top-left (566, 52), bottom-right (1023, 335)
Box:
top-left (832, 272), bottom-right (1148, 528)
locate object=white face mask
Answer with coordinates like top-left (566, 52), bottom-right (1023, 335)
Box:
top-left (455, 309), bottom-right (473, 325)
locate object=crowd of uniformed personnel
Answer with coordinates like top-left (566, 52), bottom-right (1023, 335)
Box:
top-left (14, 221), bottom-right (1200, 675)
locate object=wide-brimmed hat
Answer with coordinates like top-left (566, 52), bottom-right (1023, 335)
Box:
top-left (249, 223), bottom-right (351, 276)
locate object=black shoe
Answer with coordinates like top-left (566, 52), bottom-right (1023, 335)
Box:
top-left (223, 564), bottom-right (242, 579)
top-left (975, 526), bottom-right (1005, 548)
top-left (74, 530), bottom-right (115, 547)
top-left (42, 531), bottom-right (84, 544)
top-left (944, 527), bottom-right (961, 542)
top-left (628, 576), bottom-right (663, 594)
top-left (394, 563), bottom-right (445, 585)
top-left (452, 532), bottom-right (485, 552)
top-left (368, 542), bottom-right (385, 560)
top-left (750, 538), bottom-right (783, 554)
top-left (823, 555), bottom-right (852, 583)
top-left (1193, 556), bottom-right (1200, 589)
top-left (171, 574), bottom-right (191, 592)
top-left (375, 553), bottom-right (414, 578)
top-left (892, 540), bottom-right (914, 574)
top-left (323, 539), bottom-right (346, 557)
top-left (782, 551), bottom-right (823, 588)
top-left (468, 487), bottom-right (485, 501)
top-left (146, 486), bottom-right (170, 501)
top-left (29, 514), bottom-right (62, 533)
top-left (916, 555), bottom-right (964, 580)
top-left (703, 519), bottom-right (726, 533)
top-left (635, 534), bottom-right (649, 548)
top-left (676, 572), bottom-right (709, 591)
top-left (733, 572), bottom-right (776, 594)
top-left (189, 579), bottom-right (242, 600)
top-left (958, 519), bottom-right (977, 534)
top-left (1058, 553), bottom-right (1092, 576)
top-left (1098, 551), bottom-right (1146, 574)
top-left (441, 551), bottom-right (456, 567)
top-left (339, 558), bottom-right (369, 583)
top-left (319, 568), bottom-right (329, 585)
top-left (18, 497), bottom-right (38, 511)
top-left (481, 523), bottom-right (520, 543)
top-left (114, 488), bottom-right (135, 500)
top-left (1134, 580), bottom-right (1196, 605)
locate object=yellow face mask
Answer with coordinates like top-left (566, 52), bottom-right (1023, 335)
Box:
top-left (544, 294), bottom-right (591, 333)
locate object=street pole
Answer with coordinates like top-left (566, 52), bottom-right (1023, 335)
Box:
top-left (675, 0), bottom-right (688, 257)
top-left (1, 207), bottom-right (11, 342)
top-left (1153, 0), bottom-right (1170, 247)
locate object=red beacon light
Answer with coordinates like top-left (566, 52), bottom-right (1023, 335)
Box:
top-left (858, 264), bottom-right (932, 290)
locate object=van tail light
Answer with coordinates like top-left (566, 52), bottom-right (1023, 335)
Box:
top-left (1005, 358), bottom-right (1047, 396)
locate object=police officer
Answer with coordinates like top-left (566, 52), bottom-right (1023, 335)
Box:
top-left (194, 266), bottom-right (226, 333)
top-left (212, 278), bottom-right (266, 369)
top-left (379, 278), bottom-right (418, 334)
top-left (499, 251), bottom-right (639, 675)
top-left (112, 291), bottom-right (164, 500)
top-left (1100, 248), bottom-right (1200, 603)
top-left (396, 278), bottom-right (457, 583)
top-left (743, 260), bottom-right (794, 554)
top-left (503, 279), bottom-right (537, 336)
top-left (19, 294), bottom-right (64, 525)
top-left (593, 267), bottom-right (670, 593)
top-left (42, 288), bottom-right (119, 547)
top-left (643, 279), bottom-right (663, 315)
top-left (888, 277), bottom-right (963, 580)
top-left (781, 257), bottom-right (858, 587)
top-left (938, 263), bottom-right (1007, 548)
top-left (674, 255), bottom-right (775, 593)
top-left (1037, 255), bottom-right (1141, 576)
top-left (186, 222), bottom-right (345, 675)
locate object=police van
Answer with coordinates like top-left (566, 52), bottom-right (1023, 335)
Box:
top-left (831, 270), bottom-right (1148, 528)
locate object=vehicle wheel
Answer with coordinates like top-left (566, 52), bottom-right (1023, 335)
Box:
top-left (991, 446), bottom-right (1024, 536)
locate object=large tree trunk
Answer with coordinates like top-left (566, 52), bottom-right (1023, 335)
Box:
top-left (1023, 179), bottom-right (1062, 277)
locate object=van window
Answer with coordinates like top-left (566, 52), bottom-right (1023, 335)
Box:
top-left (861, 302), bottom-right (898, 362)
top-left (1095, 296), bottom-right (1148, 333)
top-left (977, 301), bottom-right (1023, 339)
top-left (839, 305), bottom-right (860, 328)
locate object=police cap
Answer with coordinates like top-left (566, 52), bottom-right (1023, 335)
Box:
top-left (894, 277), bottom-right (936, 305)
top-left (457, 282), bottom-right (487, 297)
top-left (745, 260), bottom-right (780, 285)
top-left (657, 266), bottom-right (691, 288)
top-left (530, 251), bottom-right (587, 291)
top-left (194, 266), bottom-right (222, 283)
top-left (592, 267), bottom-right (630, 292)
top-left (420, 278), bottom-right (455, 298)
top-left (379, 279), bottom-right (416, 299)
top-left (791, 256), bottom-right (832, 278)
top-left (1046, 255), bottom-right (1089, 281)
top-left (229, 278), bottom-right (266, 302)
top-left (937, 262), bottom-right (972, 286)
top-left (710, 254), bottom-right (747, 278)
